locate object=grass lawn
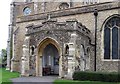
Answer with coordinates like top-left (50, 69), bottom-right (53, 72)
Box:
top-left (0, 68), bottom-right (20, 84)
top-left (54, 79), bottom-right (120, 84)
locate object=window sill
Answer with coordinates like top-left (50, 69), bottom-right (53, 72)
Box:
top-left (102, 59), bottom-right (120, 61)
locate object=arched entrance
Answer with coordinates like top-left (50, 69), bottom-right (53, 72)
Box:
top-left (36, 38), bottom-right (61, 76)
top-left (42, 44), bottom-right (59, 75)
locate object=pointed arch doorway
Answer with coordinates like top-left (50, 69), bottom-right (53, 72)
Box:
top-left (36, 38), bottom-right (61, 77)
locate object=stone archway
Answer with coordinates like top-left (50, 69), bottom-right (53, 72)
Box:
top-left (36, 38), bottom-right (61, 77)
top-left (42, 44), bottom-right (59, 75)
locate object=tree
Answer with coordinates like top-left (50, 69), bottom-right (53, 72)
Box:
top-left (0, 51), bottom-right (2, 64)
top-left (1, 49), bottom-right (7, 67)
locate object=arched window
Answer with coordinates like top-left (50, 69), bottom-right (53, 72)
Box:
top-left (59, 2), bottom-right (69, 10)
top-left (104, 16), bottom-right (120, 60)
top-left (64, 45), bottom-right (69, 75)
top-left (31, 46), bottom-right (34, 55)
top-left (104, 27), bottom-right (110, 59)
top-left (65, 45), bottom-right (69, 55)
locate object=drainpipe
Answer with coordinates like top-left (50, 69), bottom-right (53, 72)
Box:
top-left (94, 8), bottom-right (98, 71)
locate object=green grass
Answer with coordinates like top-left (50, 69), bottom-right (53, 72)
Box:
top-left (0, 68), bottom-right (20, 84)
top-left (54, 79), bottom-right (120, 84)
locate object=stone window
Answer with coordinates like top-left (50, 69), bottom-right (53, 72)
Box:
top-left (64, 45), bottom-right (69, 74)
top-left (31, 46), bottom-right (35, 55)
top-left (65, 45), bottom-right (69, 55)
top-left (59, 2), bottom-right (69, 10)
top-left (23, 7), bottom-right (31, 15)
top-left (104, 16), bottom-right (120, 60)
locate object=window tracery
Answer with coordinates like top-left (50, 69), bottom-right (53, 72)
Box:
top-left (104, 16), bottom-right (120, 60)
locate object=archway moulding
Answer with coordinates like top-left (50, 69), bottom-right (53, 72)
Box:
top-left (37, 37), bottom-right (61, 57)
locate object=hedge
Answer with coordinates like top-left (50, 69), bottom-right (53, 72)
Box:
top-left (73, 71), bottom-right (120, 82)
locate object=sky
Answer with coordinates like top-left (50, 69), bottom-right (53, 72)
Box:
top-left (0, 0), bottom-right (12, 51)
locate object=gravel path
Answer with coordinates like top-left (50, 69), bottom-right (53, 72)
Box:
top-left (11, 76), bottom-right (58, 84)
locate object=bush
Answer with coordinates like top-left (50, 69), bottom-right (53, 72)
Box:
top-left (73, 71), bottom-right (120, 82)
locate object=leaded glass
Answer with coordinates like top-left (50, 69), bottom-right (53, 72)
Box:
top-left (104, 27), bottom-right (110, 59)
top-left (112, 27), bottom-right (118, 59)
top-left (119, 28), bottom-right (120, 59)
top-left (104, 16), bottom-right (120, 60)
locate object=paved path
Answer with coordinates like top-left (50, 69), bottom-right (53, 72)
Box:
top-left (11, 76), bottom-right (58, 84)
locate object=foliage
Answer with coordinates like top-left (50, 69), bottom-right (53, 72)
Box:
top-left (1, 49), bottom-right (7, 67)
top-left (73, 71), bottom-right (120, 82)
top-left (0, 58), bottom-right (2, 64)
top-left (0, 68), bottom-right (20, 84)
top-left (54, 79), bottom-right (120, 84)
top-left (0, 59), bottom-right (2, 68)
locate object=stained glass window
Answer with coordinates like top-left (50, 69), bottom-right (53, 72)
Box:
top-left (104, 16), bottom-right (120, 60)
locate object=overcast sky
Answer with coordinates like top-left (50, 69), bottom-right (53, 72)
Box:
top-left (0, 0), bottom-right (12, 50)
